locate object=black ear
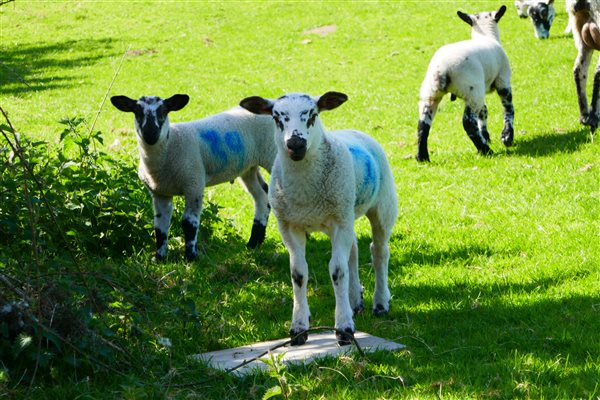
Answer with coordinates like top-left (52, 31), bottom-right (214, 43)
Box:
top-left (457, 11), bottom-right (473, 26)
top-left (164, 94), bottom-right (189, 112)
top-left (494, 5), bottom-right (507, 22)
top-left (110, 95), bottom-right (138, 112)
top-left (239, 96), bottom-right (274, 115)
top-left (317, 91), bottom-right (348, 111)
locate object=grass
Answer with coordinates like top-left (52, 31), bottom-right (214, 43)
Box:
top-left (1, 1), bottom-right (599, 399)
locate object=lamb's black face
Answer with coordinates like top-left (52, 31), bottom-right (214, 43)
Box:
top-left (134, 96), bottom-right (169, 146)
top-left (528, 2), bottom-right (555, 39)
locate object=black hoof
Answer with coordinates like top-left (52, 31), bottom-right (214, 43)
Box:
top-left (155, 253), bottom-right (167, 263)
top-left (336, 327), bottom-right (354, 346)
top-left (416, 153), bottom-right (430, 162)
top-left (290, 329), bottom-right (308, 346)
top-left (373, 303), bottom-right (389, 316)
top-left (185, 247), bottom-right (198, 262)
top-left (353, 302), bottom-right (364, 316)
top-left (479, 146), bottom-right (494, 156)
top-left (246, 220), bottom-right (266, 249)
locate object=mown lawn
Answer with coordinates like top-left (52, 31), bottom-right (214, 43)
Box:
top-left (1, 1), bottom-right (598, 399)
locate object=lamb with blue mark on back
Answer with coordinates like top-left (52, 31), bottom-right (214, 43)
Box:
top-left (240, 92), bottom-right (398, 347)
top-left (110, 94), bottom-right (276, 261)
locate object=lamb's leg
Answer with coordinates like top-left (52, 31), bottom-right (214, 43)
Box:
top-left (463, 105), bottom-right (493, 155)
top-left (573, 45), bottom-right (594, 126)
top-left (182, 191), bottom-right (203, 261)
top-left (589, 59), bottom-right (600, 132)
top-left (478, 104), bottom-right (490, 142)
top-left (416, 98), bottom-right (441, 162)
top-left (497, 87), bottom-right (515, 146)
top-left (366, 207), bottom-right (393, 316)
top-left (152, 194), bottom-right (173, 261)
top-left (329, 225), bottom-right (356, 346)
top-left (240, 167), bottom-right (270, 248)
top-left (348, 234), bottom-right (364, 315)
top-left (279, 222), bottom-right (310, 346)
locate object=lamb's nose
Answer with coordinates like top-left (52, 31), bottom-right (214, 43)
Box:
top-left (286, 136), bottom-right (307, 161)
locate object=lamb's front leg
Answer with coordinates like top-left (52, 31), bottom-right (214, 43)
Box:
top-left (182, 191), bottom-right (203, 261)
top-left (329, 226), bottom-right (356, 346)
top-left (152, 194), bottom-right (173, 261)
top-left (279, 222), bottom-right (310, 346)
top-left (497, 87), bottom-right (515, 146)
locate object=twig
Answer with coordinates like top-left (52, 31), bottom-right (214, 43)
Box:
top-left (0, 60), bottom-right (31, 89)
top-left (88, 45), bottom-right (129, 137)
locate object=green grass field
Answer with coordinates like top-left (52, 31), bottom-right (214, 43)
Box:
top-left (1, 1), bottom-right (599, 399)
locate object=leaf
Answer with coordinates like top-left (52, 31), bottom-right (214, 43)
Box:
top-left (262, 385), bottom-right (282, 400)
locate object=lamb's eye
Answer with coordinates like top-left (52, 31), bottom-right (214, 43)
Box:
top-left (307, 113), bottom-right (317, 128)
top-left (273, 116), bottom-right (284, 130)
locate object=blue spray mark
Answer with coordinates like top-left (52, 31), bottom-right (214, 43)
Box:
top-left (348, 145), bottom-right (379, 206)
top-left (199, 130), bottom-right (228, 165)
top-left (198, 129), bottom-right (246, 170)
top-left (224, 131), bottom-right (245, 169)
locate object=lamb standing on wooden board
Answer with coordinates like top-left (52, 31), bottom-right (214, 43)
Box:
top-left (110, 94), bottom-right (276, 261)
top-left (416, 5), bottom-right (514, 162)
top-left (240, 92), bottom-right (398, 346)
top-left (567, 0), bottom-right (600, 132)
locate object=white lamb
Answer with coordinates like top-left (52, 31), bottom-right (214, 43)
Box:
top-left (567, 0), bottom-right (600, 132)
top-left (240, 92), bottom-right (398, 346)
top-left (110, 94), bottom-right (276, 261)
top-left (416, 5), bottom-right (514, 162)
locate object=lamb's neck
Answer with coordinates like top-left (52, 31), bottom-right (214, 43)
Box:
top-left (137, 138), bottom-right (169, 173)
top-left (472, 27), bottom-right (501, 43)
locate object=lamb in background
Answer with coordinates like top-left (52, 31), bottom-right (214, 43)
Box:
top-left (416, 5), bottom-right (514, 162)
top-left (515, 0), bottom-right (557, 39)
top-left (110, 94), bottom-right (276, 261)
top-left (567, 0), bottom-right (600, 132)
top-left (240, 92), bottom-right (398, 346)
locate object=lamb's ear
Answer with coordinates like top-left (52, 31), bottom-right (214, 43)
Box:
top-left (239, 96), bottom-right (274, 115)
top-left (164, 94), bottom-right (190, 112)
top-left (547, 0), bottom-right (554, 5)
top-left (457, 11), bottom-right (473, 26)
top-left (110, 96), bottom-right (138, 113)
top-left (317, 91), bottom-right (348, 112)
top-left (494, 5), bottom-right (507, 22)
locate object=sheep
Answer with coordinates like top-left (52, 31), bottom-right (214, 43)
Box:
top-left (515, 0), bottom-right (556, 39)
top-left (416, 5), bottom-right (514, 162)
top-left (567, 0), bottom-right (600, 132)
top-left (110, 94), bottom-right (276, 261)
top-left (240, 92), bottom-right (398, 346)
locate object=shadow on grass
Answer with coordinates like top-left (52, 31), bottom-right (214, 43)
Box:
top-left (0, 38), bottom-right (119, 95)
top-left (510, 128), bottom-right (593, 157)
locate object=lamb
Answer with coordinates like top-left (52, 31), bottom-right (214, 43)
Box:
top-left (110, 94), bottom-right (276, 261)
top-left (416, 5), bottom-right (514, 162)
top-left (567, 0), bottom-right (600, 132)
top-left (240, 92), bottom-right (398, 346)
top-left (515, 0), bottom-right (556, 39)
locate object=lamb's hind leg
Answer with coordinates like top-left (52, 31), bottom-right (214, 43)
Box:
top-left (573, 36), bottom-right (595, 127)
top-left (463, 103), bottom-right (493, 155)
top-left (367, 204), bottom-right (395, 316)
top-left (240, 166), bottom-right (270, 248)
top-left (416, 96), bottom-right (442, 162)
top-left (478, 105), bottom-right (490, 142)
top-left (182, 190), bottom-right (203, 261)
top-left (588, 59), bottom-right (600, 133)
top-left (497, 87), bottom-right (515, 146)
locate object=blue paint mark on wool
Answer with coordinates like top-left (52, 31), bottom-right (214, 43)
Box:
top-left (348, 145), bottom-right (379, 206)
top-left (224, 131), bottom-right (244, 153)
top-left (199, 130), bottom-right (228, 164)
